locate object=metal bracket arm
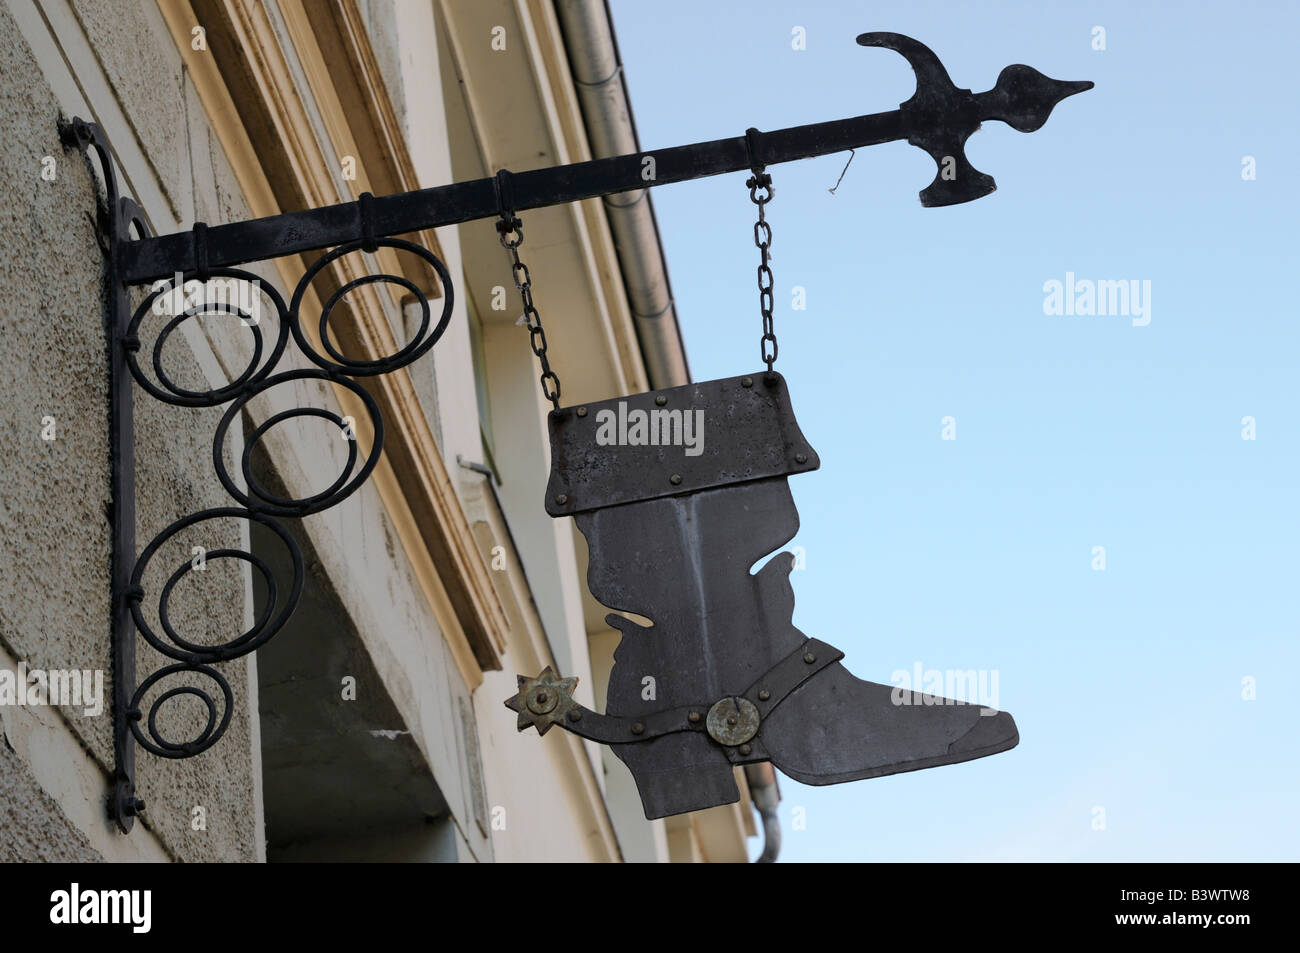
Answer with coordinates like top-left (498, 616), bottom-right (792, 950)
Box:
top-left (117, 32), bottom-right (1091, 283)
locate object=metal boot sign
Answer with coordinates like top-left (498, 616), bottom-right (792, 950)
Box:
top-left (507, 374), bottom-right (1021, 818)
top-left (506, 33), bottom-right (1092, 820)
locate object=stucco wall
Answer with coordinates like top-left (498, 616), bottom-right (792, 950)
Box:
top-left (0, 0), bottom-right (260, 862)
top-left (0, 726), bottom-right (102, 863)
top-left (0, 0), bottom-right (502, 864)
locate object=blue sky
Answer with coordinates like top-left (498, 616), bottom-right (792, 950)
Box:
top-left (607, 0), bottom-right (1299, 860)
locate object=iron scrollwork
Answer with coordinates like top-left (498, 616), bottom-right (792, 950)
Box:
top-left (63, 118), bottom-right (453, 831)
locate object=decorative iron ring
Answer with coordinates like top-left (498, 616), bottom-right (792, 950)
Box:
top-left (288, 237), bottom-right (453, 376)
top-left (151, 303), bottom-right (264, 400)
top-left (240, 407), bottom-right (359, 511)
top-left (211, 369), bottom-right (384, 517)
top-left (157, 548), bottom-right (278, 657)
top-left (126, 268), bottom-right (291, 407)
top-left (128, 662), bottom-right (234, 759)
top-left (316, 274), bottom-right (428, 371)
top-left (148, 687), bottom-right (216, 754)
top-left (129, 507), bottom-right (303, 664)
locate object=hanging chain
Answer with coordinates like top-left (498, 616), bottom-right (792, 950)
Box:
top-left (497, 213), bottom-right (562, 410)
top-left (747, 170), bottom-right (777, 371)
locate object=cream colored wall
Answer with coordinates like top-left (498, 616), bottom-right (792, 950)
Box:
top-left (1, 0), bottom-right (495, 861)
top-left (1, 0), bottom-right (751, 862)
top-left (428, 0), bottom-right (755, 863)
top-left (384, 0), bottom-right (622, 862)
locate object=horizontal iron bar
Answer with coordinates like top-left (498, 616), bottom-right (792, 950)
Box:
top-left (118, 110), bottom-right (905, 284)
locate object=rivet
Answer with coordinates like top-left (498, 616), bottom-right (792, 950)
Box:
top-left (670, 474), bottom-right (682, 486)
top-left (631, 722), bottom-right (645, 735)
top-left (727, 714), bottom-right (738, 726)
top-left (741, 376), bottom-right (753, 388)
top-left (655, 395), bottom-right (668, 406)
top-left (576, 406), bottom-right (587, 417)
top-left (803, 652), bottom-right (816, 664)
top-left (535, 691), bottom-right (549, 704)
top-left (688, 711), bottom-right (701, 724)
top-left (555, 494), bottom-right (568, 505)
top-left (758, 689), bottom-right (770, 701)
top-left (567, 709), bottom-right (582, 722)
top-left (739, 744), bottom-right (752, 756)
top-left (795, 453), bottom-right (808, 464)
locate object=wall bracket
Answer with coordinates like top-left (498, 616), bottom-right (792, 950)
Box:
top-left (59, 31), bottom-right (1091, 833)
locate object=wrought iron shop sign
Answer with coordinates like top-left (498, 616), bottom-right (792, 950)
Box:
top-left (508, 373), bottom-right (1021, 818)
top-left (63, 32), bottom-right (1091, 830)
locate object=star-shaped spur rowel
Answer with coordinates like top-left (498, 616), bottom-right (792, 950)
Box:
top-left (504, 667), bottom-right (579, 735)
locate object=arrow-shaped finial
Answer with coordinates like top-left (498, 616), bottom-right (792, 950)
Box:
top-left (857, 31), bottom-right (1094, 206)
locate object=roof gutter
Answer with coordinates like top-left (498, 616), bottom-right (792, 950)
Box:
top-left (552, 0), bottom-right (691, 389)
